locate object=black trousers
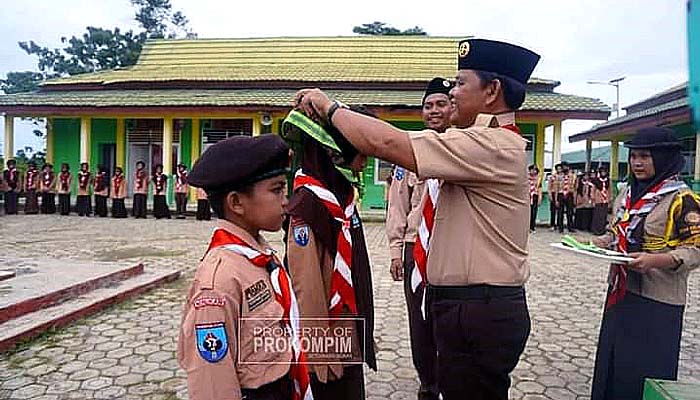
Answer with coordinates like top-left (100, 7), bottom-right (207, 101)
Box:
top-left (241, 375), bottom-right (291, 400)
top-left (548, 194), bottom-right (557, 227)
top-left (58, 194), bottom-right (71, 215)
top-left (76, 195), bottom-right (92, 216)
top-left (40, 192), bottom-right (56, 214)
top-left (196, 199), bottom-right (211, 220)
top-left (403, 243), bottom-right (439, 400)
top-left (591, 203), bottom-right (609, 235)
top-left (111, 198), bottom-right (127, 218)
top-left (556, 193), bottom-right (575, 232)
top-left (133, 193), bottom-right (147, 218)
top-left (175, 192), bottom-right (187, 218)
top-left (94, 195), bottom-right (108, 217)
top-left (529, 195), bottom-right (539, 231)
top-left (4, 190), bottom-right (18, 214)
top-left (310, 365), bottom-right (365, 400)
top-left (153, 195), bottom-right (171, 219)
top-left (24, 190), bottom-right (39, 214)
top-left (430, 285), bottom-right (530, 400)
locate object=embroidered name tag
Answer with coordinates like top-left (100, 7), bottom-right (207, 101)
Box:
top-left (193, 296), bottom-right (226, 309)
top-left (245, 280), bottom-right (272, 312)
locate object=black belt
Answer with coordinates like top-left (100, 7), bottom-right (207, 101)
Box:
top-left (429, 284), bottom-right (524, 301)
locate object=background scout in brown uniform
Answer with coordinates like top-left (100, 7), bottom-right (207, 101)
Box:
top-left (57, 163), bottom-right (72, 215)
top-left (386, 77), bottom-right (452, 400)
top-left (178, 135), bottom-right (295, 400)
top-left (39, 163), bottom-right (56, 214)
top-left (110, 166), bottom-right (127, 218)
top-left (175, 163), bottom-right (189, 219)
top-left (591, 165), bottom-right (611, 235)
top-left (557, 161), bottom-right (576, 233)
top-left (527, 164), bottom-right (542, 232)
top-left (574, 171), bottom-right (594, 231)
top-left (3, 159), bottom-right (20, 215)
top-left (76, 162), bottom-right (92, 216)
top-left (195, 187), bottom-right (211, 221)
top-left (284, 108), bottom-right (376, 400)
top-left (294, 37), bottom-right (540, 400)
top-left (548, 163), bottom-right (562, 229)
top-left (93, 165), bottom-right (109, 217)
top-left (152, 164), bottom-right (171, 219)
top-left (132, 160), bottom-right (148, 218)
top-left (589, 128), bottom-right (700, 400)
top-left (23, 161), bottom-right (39, 214)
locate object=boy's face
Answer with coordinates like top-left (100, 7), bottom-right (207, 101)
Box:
top-left (236, 175), bottom-right (288, 232)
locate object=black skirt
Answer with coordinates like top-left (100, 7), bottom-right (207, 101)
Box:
top-left (94, 195), bottom-right (108, 217)
top-left (4, 190), bottom-right (18, 214)
top-left (575, 207), bottom-right (593, 231)
top-left (58, 194), bottom-right (71, 215)
top-left (132, 193), bottom-right (147, 218)
top-left (111, 198), bottom-right (127, 218)
top-left (591, 204), bottom-right (609, 235)
top-left (76, 195), bottom-right (92, 216)
top-left (24, 190), bottom-right (39, 214)
top-left (592, 291), bottom-right (684, 400)
top-left (40, 192), bottom-right (56, 214)
top-left (153, 195), bottom-right (171, 219)
top-left (196, 199), bottom-right (211, 220)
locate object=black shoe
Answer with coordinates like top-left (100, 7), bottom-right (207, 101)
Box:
top-left (568, 228), bottom-right (577, 233)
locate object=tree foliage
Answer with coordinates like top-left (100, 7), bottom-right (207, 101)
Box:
top-left (352, 21), bottom-right (427, 36)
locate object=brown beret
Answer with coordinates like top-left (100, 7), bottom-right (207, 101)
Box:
top-left (188, 134), bottom-right (289, 191)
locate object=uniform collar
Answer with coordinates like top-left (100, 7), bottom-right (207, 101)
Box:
top-left (473, 112), bottom-right (516, 128)
top-left (216, 218), bottom-right (271, 254)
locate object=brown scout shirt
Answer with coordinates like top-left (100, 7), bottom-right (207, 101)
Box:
top-left (77, 171), bottom-right (91, 196)
top-left (178, 219), bottom-right (291, 400)
top-left (600, 187), bottom-right (700, 305)
top-left (134, 170), bottom-right (149, 195)
top-left (196, 187), bottom-right (208, 200)
top-left (110, 176), bottom-right (127, 199)
top-left (386, 167), bottom-right (425, 260)
top-left (57, 172), bottom-right (71, 195)
top-left (409, 113), bottom-right (530, 286)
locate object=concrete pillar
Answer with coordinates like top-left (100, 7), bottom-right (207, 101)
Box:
top-left (190, 118), bottom-right (200, 201)
top-left (163, 117), bottom-right (173, 176)
top-left (610, 140), bottom-right (620, 180)
top-left (535, 122), bottom-right (545, 171)
top-left (46, 118), bottom-right (54, 164)
top-left (80, 117), bottom-right (91, 163)
top-left (252, 115), bottom-right (261, 137)
top-left (552, 121), bottom-right (562, 166)
top-left (4, 116), bottom-right (14, 160)
top-left (116, 118), bottom-right (126, 169)
top-left (585, 139), bottom-right (592, 171)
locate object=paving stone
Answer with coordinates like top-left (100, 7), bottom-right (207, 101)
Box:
top-left (59, 360), bottom-right (88, 374)
top-left (68, 369), bottom-right (100, 381)
top-left (45, 380), bottom-right (81, 394)
top-left (11, 384), bottom-right (47, 399)
top-left (115, 373), bottom-right (145, 386)
top-left (26, 363), bottom-right (58, 377)
top-left (81, 377), bottom-right (113, 390)
top-left (131, 361), bottom-right (160, 374)
top-left (94, 386), bottom-right (129, 399)
top-left (89, 357), bottom-right (119, 370)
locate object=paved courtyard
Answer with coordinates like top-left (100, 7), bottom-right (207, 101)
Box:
top-left (1, 214), bottom-right (699, 399)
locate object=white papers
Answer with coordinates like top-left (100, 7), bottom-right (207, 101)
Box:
top-left (549, 243), bottom-right (635, 264)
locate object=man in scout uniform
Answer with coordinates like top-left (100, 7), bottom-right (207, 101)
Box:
top-left (3, 159), bottom-right (20, 215)
top-left (527, 164), bottom-right (542, 233)
top-left (548, 163), bottom-right (562, 230)
top-left (24, 161), bottom-right (40, 214)
top-left (195, 187), bottom-right (211, 221)
top-left (39, 163), bottom-right (56, 214)
top-left (133, 160), bottom-right (149, 218)
top-left (76, 162), bottom-right (92, 216)
top-left (282, 109), bottom-right (376, 400)
top-left (110, 166), bottom-right (128, 218)
top-left (295, 38), bottom-right (540, 400)
top-left (178, 134), bottom-right (312, 400)
top-left (386, 77), bottom-right (452, 400)
top-left (557, 161), bottom-right (576, 233)
top-left (175, 163), bottom-right (189, 219)
top-left (57, 163), bottom-right (72, 215)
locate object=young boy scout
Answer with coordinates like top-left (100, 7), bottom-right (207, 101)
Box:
top-left (24, 161), bottom-right (40, 214)
top-left (295, 38), bottom-right (541, 400)
top-left (3, 159), bottom-right (20, 215)
top-left (57, 163), bottom-right (72, 215)
top-left (93, 165), bottom-right (109, 217)
top-left (76, 162), bottom-right (92, 216)
top-left (39, 163), bottom-right (56, 214)
top-left (178, 134), bottom-right (312, 400)
top-left (133, 160), bottom-right (149, 218)
top-left (385, 77), bottom-right (452, 400)
top-left (110, 167), bottom-right (128, 218)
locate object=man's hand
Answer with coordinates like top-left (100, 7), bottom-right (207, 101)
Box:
top-left (293, 88), bottom-right (334, 122)
top-left (390, 258), bottom-right (403, 281)
top-left (627, 253), bottom-right (676, 274)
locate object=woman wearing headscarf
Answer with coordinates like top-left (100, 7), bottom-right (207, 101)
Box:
top-left (591, 165), bottom-right (612, 235)
top-left (57, 163), bottom-right (72, 215)
top-left (282, 109), bottom-right (376, 400)
top-left (152, 164), bottom-right (171, 219)
top-left (590, 127), bottom-right (700, 400)
top-left (93, 165), bottom-right (109, 217)
top-left (574, 171), bottom-right (594, 231)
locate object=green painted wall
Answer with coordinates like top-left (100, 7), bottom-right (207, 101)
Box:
top-left (180, 120), bottom-right (193, 168)
top-left (52, 118), bottom-right (81, 194)
top-left (90, 118), bottom-right (117, 171)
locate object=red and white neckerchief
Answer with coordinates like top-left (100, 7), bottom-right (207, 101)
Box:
top-left (206, 228), bottom-right (313, 400)
top-left (79, 171), bottom-right (90, 189)
top-left (528, 174), bottom-right (538, 204)
top-left (155, 173), bottom-right (166, 194)
top-left (176, 171), bottom-right (187, 192)
top-left (113, 175), bottom-right (124, 197)
top-left (413, 123), bottom-right (521, 318)
top-left (135, 170), bottom-right (145, 190)
top-left (94, 173), bottom-right (107, 192)
top-left (599, 177), bottom-right (609, 203)
top-left (8, 168), bottom-right (18, 185)
top-left (26, 169), bottom-right (37, 190)
top-left (42, 171), bottom-right (53, 188)
top-left (607, 177), bottom-right (687, 310)
top-left (293, 169), bottom-right (358, 317)
top-left (562, 174), bottom-right (571, 194)
top-left (60, 172), bottom-right (70, 192)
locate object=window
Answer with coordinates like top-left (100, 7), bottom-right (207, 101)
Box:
top-left (374, 158), bottom-right (393, 185)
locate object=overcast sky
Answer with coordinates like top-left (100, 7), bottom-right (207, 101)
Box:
top-left (0, 0), bottom-right (689, 159)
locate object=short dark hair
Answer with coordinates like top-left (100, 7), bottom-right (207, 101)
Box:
top-left (206, 184), bottom-right (255, 219)
top-left (474, 70), bottom-right (527, 110)
top-left (136, 160), bottom-right (145, 167)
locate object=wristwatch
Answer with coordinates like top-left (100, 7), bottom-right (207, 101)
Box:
top-left (326, 100), bottom-right (348, 125)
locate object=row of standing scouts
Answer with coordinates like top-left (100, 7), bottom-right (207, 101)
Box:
top-left (1, 159), bottom-right (212, 220)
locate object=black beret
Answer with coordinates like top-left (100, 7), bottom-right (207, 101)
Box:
top-left (188, 134), bottom-right (289, 191)
top-left (457, 39), bottom-right (540, 85)
top-left (423, 77), bottom-right (453, 104)
top-left (624, 127), bottom-right (682, 149)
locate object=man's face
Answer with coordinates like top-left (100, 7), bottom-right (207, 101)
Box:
top-left (449, 70), bottom-right (490, 128)
top-left (235, 175), bottom-right (288, 232)
top-left (422, 93), bottom-right (452, 132)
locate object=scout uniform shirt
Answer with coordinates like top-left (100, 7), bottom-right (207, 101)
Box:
top-left (386, 166), bottom-right (425, 260)
top-left (93, 172), bottom-right (109, 197)
top-left (57, 171), bottom-right (71, 195)
top-left (134, 169), bottom-right (149, 195)
top-left (111, 175), bottom-right (127, 199)
top-left (77, 170), bottom-right (91, 196)
top-left (178, 219), bottom-right (292, 400)
top-left (547, 173), bottom-right (559, 198)
top-left (409, 113), bottom-right (529, 286)
top-left (41, 170), bottom-right (55, 193)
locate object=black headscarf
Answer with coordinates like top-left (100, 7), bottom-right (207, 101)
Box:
top-left (625, 127), bottom-right (684, 204)
top-left (300, 135), bottom-right (353, 202)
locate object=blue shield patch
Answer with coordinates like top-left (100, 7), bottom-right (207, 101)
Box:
top-left (196, 322), bottom-right (228, 363)
top-left (351, 213), bottom-right (361, 229)
top-left (395, 167), bottom-right (405, 181)
top-left (293, 225), bottom-right (310, 247)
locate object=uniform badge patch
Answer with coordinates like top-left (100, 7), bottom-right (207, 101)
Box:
top-left (686, 211), bottom-right (700, 224)
top-left (245, 279), bottom-right (272, 312)
top-left (193, 296), bottom-right (225, 309)
top-left (294, 225), bottom-right (310, 246)
top-left (351, 213), bottom-right (361, 229)
top-left (395, 167), bottom-right (405, 181)
top-left (195, 322), bottom-right (228, 363)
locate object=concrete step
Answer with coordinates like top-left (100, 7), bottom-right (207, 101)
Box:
top-left (0, 262), bottom-right (144, 324)
top-left (0, 268), bottom-right (180, 352)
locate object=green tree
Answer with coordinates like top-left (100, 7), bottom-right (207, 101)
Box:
top-left (352, 21), bottom-right (427, 36)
